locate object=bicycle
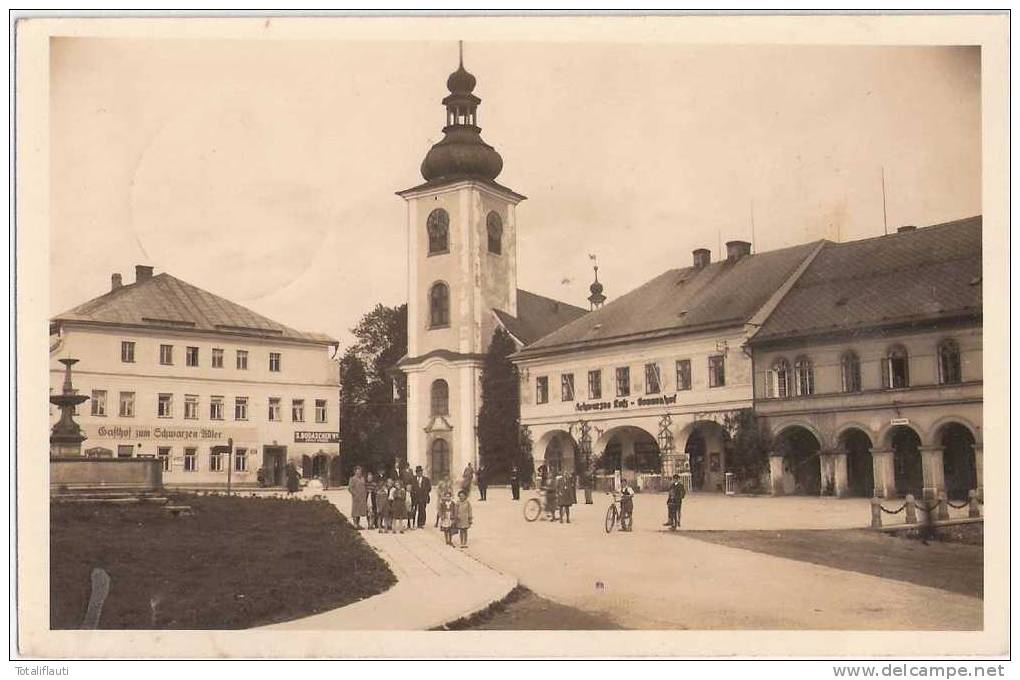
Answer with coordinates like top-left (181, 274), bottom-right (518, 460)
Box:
top-left (524, 488), bottom-right (558, 522)
top-left (604, 492), bottom-right (634, 533)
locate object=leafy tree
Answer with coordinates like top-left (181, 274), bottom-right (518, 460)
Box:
top-left (339, 304), bottom-right (407, 479)
top-left (720, 408), bottom-right (773, 490)
top-left (477, 327), bottom-right (520, 482)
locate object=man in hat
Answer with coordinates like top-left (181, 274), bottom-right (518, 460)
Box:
top-left (664, 473), bottom-right (686, 530)
top-left (411, 465), bottom-right (432, 529)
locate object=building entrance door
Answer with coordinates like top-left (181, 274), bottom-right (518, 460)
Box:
top-left (262, 446), bottom-right (287, 486)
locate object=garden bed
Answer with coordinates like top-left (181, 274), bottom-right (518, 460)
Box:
top-left (50, 493), bottom-right (395, 629)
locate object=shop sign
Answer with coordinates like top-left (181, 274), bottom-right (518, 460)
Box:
top-left (89, 424), bottom-right (257, 442)
top-left (575, 393), bottom-right (677, 413)
top-left (294, 431), bottom-right (340, 444)
top-left (890, 418), bottom-right (910, 426)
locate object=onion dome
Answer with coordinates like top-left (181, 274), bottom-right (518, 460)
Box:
top-left (420, 45), bottom-right (504, 183)
top-left (587, 263), bottom-right (607, 310)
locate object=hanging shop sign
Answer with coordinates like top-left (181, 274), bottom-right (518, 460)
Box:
top-left (574, 393), bottom-right (678, 413)
top-left (890, 418), bottom-right (910, 426)
top-left (294, 431), bottom-right (340, 444)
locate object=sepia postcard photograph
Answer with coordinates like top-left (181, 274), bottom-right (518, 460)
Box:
top-left (11, 11), bottom-right (1011, 663)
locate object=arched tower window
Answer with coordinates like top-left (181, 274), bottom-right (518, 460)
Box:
top-left (767, 358), bottom-right (790, 398)
top-left (428, 282), bottom-right (450, 328)
top-left (840, 351), bottom-right (862, 393)
top-left (938, 339), bottom-right (962, 385)
top-left (486, 211), bottom-right (503, 254)
top-left (430, 379), bottom-right (450, 416)
top-left (794, 356), bottom-right (815, 396)
top-left (882, 345), bottom-right (910, 389)
top-left (427, 209), bottom-right (450, 255)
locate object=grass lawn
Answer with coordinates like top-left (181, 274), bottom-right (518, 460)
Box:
top-left (439, 586), bottom-right (624, 631)
top-left (51, 494), bottom-right (395, 629)
top-left (681, 528), bottom-right (982, 598)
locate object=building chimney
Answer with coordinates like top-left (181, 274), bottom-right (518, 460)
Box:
top-left (135, 265), bottom-right (154, 282)
top-left (725, 240), bottom-right (752, 262)
top-left (692, 248), bottom-right (711, 268)
top-left (897, 225), bottom-right (917, 233)
top-left (111, 273), bottom-right (122, 291)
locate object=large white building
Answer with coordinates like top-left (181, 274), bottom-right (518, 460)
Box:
top-left (49, 265), bottom-right (340, 487)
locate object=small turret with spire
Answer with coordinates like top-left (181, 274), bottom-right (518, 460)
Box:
top-left (587, 254), bottom-right (607, 310)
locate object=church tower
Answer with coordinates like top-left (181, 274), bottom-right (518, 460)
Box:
top-left (396, 47), bottom-right (525, 481)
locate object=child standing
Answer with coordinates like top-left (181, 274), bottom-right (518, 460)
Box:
top-left (376, 479), bottom-right (392, 533)
top-left (390, 481), bottom-right (407, 534)
top-left (455, 489), bottom-right (473, 548)
top-left (438, 491), bottom-right (456, 545)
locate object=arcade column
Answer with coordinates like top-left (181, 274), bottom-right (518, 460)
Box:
top-left (820, 450), bottom-right (849, 497)
top-left (919, 445), bottom-right (946, 500)
top-left (973, 442), bottom-right (983, 502)
top-left (870, 448), bottom-right (896, 499)
top-left (768, 454), bottom-right (785, 496)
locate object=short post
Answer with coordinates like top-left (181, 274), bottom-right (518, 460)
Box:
top-left (870, 497), bottom-right (882, 528)
top-left (904, 494), bottom-right (917, 525)
top-left (937, 491), bottom-right (950, 521)
top-left (968, 489), bottom-right (980, 518)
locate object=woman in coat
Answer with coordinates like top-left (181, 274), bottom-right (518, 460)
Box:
top-left (348, 466), bottom-right (368, 529)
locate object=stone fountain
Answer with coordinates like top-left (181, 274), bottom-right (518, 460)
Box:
top-left (50, 358), bottom-right (89, 457)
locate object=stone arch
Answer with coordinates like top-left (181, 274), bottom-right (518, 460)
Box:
top-left (534, 429), bottom-right (578, 484)
top-left (592, 424), bottom-right (661, 486)
top-left (930, 415), bottom-right (979, 446)
top-left (886, 424), bottom-right (923, 497)
top-left (775, 419), bottom-right (829, 451)
top-left (677, 420), bottom-right (731, 492)
top-left (837, 427), bottom-right (874, 497)
top-left (936, 421), bottom-right (977, 499)
top-left (774, 425), bottom-right (822, 495)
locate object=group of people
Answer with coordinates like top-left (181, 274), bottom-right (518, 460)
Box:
top-left (347, 462), bottom-right (475, 547)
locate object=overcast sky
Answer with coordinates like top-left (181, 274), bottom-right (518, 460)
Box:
top-left (50, 39), bottom-right (980, 346)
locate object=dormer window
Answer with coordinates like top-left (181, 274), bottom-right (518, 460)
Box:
top-left (486, 211), bottom-right (503, 254)
top-left (427, 208), bottom-right (450, 255)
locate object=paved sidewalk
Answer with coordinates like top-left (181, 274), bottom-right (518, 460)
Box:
top-left (264, 490), bottom-right (516, 630)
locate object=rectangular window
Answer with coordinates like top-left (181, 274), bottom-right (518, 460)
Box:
top-left (708, 355), bottom-right (726, 388)
top-left (184, 394), bottom-right (199, 420)
top-left (90, 390), bottom-right (107, 416)
top-left (675, 359), bottom-right (692, 391)
top-left (588, 370), bottom-right (602, 400)
top-left (268, 397), bottom-right (281, 421)
top-left (269, 352), bottom-right (281, 372)
top-left (210, 448), bottom-right (224, 472)
top-left (561, 374), bottom-right (575, 401)
top-left (644, 363), bottom-right (661, 394)
top-left (235, 448), bottom-right (248, 472)
top-left (157, 393), bottom-right (173, 418)
top-left (116, 444), bottom-right (134, 458)
top-left (186, 346), bottom-right (199, 367)
top-left (121, 341), bottom-right (135, 363)
top-left (236, 350), bottom-right (248, 370)
top-left (536, 376), bottom-right (549, 404)
top-left (210, 396), bottom-right (224, 420)
top-left (159, 344), bottom-right (174, 366)
top-left (212, 348), bottom-right (224, 368)
top-left (119, 391), bottom-right (135, 417)
top-left (615, 367), bottom-right (630, 397)
top-left (157, 446), bottom-right (171, 472)
top-left (315, 399), bottom-right (328, 423)
top-left (235, 397), bottom-right (248, 421)
top-left (292, 399), bottom-right (305, 422)
top-left (184, 447), bottom-right (197, 472)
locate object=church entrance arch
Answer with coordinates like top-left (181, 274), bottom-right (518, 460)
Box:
top-left (429, 438), bottom-right (452, 482)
